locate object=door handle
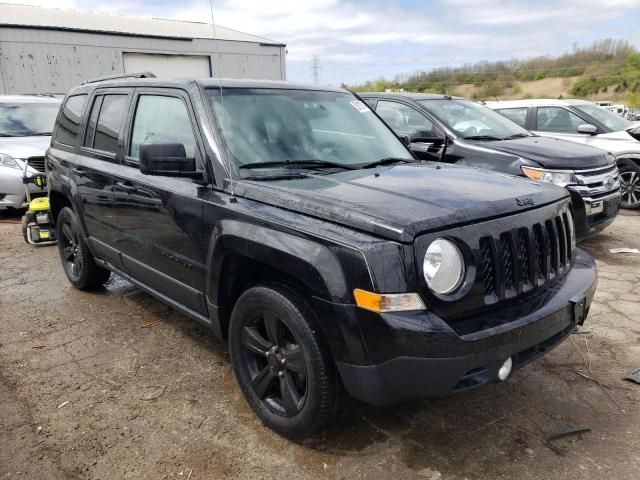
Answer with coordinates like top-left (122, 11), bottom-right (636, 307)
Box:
top-left (71, 167), bottom-right (85, 175)
top-left (115, 181), bottom-right (137, 193)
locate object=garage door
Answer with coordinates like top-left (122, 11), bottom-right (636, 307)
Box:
top-left (123, 53), bottom-right (211, 78)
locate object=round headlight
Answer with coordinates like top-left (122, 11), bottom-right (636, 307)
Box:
top-left (423, 238), bottom-right (465, 295)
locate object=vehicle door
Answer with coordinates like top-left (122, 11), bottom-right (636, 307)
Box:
top-left (50, 91), bottom-right (129, 268)
top-left (531, 106), bottom-right (598, 146)
top-left (77, 89), bottom-right (133, 268)
top-left (115, 88), bottom-right (207, 315)
top-left (374, 100), bottom-right (445, 160)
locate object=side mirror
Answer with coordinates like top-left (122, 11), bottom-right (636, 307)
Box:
top-left (577, 124), bottom-right (598, 135)
top-left (410, 130), bottom-right (445, 144)
top-left (399, 134), bottom-right (411, 146)
top-left (139, 143), bottom-right (200, 178)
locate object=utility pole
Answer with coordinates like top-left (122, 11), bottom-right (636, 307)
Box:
top-left (311, 55), bottom-right (320, 84)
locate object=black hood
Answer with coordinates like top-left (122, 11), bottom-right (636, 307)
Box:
top-left (478, 136), bottom-right (611, 169)
top-left (232, 163), bottom-right (568, 243)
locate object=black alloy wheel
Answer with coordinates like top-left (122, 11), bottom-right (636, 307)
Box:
top-left (229, 285), bottom-right (340, 439)
top-left (59, 216), bottom-right (83, 281)
top-left (56, 207), bottom-right (111, 290)
top-left (619, 165), bottom-right (640, 209)
top-left (240, 310), bottom-right (308, 417)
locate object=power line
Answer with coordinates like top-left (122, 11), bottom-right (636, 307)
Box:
top-left (311, 56), bottom-right (321, 84)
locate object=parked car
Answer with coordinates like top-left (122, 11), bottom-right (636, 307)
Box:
top-left (486, 99), bottom-right (640, 209)
top-left (48, 76), bottom-right (597, 439)
top-left (0, 95), bottom-right (62, 211)
top-left (361, 93), bottom-right (620, 240)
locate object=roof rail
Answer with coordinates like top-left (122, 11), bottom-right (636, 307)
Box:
top-left (83, 72), bottom-right (156, 85)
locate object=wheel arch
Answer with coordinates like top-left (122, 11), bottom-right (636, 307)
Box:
top-left (205, 220), bottom-right (364, 362)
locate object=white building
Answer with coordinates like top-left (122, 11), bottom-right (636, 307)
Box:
top-left (0, 3), bottom-right (286, 94)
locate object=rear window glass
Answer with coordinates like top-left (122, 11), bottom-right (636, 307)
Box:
top-left (83, 94), bottom-right (128, 154)
top-left (496, 108), bottom-right (528, 128)
top-left (55, 94), bottom-right (88, 146)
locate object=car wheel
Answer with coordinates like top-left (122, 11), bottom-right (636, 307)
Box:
top-left (229, 285), bottom-right (340, 439)
top-left (619, 164), bottom-right (640, 209)
top-left (56, 207), bottom-right (111, 290)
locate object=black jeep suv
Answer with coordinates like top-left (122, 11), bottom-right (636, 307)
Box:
top-left (361, 93), bottom-right (620, 240)
top-left (47, 76), bottom-right (597, 439)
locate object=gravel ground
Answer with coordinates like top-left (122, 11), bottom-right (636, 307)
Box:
top-left (1, 211), bottom-right (639, 480)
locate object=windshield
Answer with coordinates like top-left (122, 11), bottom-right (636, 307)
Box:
top-left (207, 88), bottom-right (412, 170)
top-left (0, 103), bottom-right (60, 136)
top-left (418, 99), bottom-right (531, 140)
top-left (574, 104), bottom-right (631, 132)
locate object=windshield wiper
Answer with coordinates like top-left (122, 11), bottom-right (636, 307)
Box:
top-left (502, 133), bottom-right (531, 140)
top-left (463, 135), bottom-right (502, 141)
top-left (358, 157), bottom-right (416, 169)
top-left (239, 160), bottom-right (357, 170)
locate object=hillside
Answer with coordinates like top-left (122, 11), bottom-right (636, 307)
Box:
top-left (348, 39), bottom-right (640, 106)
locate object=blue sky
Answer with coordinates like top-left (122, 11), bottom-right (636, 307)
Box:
top-left (5, 0), bottom-right (640, 85)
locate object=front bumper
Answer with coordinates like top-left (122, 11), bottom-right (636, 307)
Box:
top-left (569, 188), bottom-right (620, 240)
top-left (334, 249), bottom-right (597, 406)
top-left (0, 169), bottom-right (40, 210)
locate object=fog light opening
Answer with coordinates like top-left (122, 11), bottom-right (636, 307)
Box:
top-left (498, 357), bottom-right (513, 381)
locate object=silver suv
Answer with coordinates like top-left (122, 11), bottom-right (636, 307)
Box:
top-left (487, 99), bottom-right (640, 209)
top-left (0, 95), bottom-right (61, 211)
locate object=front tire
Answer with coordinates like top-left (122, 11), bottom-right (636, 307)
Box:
top-left (229, 285), bottom-right (340, 439)
top-left (56, 207), bottom-right (111, 290)
top-left (619, 163), bottom-right (640, 209)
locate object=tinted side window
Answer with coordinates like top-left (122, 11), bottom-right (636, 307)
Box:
top-left (84, 95), bottom-right (128, 154)
top-left (376, 101), bottom-right (434, 137)
top-left (129, 95), bottom-right (197, 160)
top-left (55, 94), bottom-right (87, 146)
top-left (496, 108), bottom-right (528, 128)
top-left (536, 107), bottom-right (584, 133)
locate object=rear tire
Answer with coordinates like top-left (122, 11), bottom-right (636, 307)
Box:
top-left (229, 285), bottom-right (340, 439)
top-left (619, 163), bottom-right (640, 210)
top-left (56, 207), bottom-right (111, 290)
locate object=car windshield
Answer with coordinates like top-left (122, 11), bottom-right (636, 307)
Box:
top-left (418, 99), bottom-right (531, 140)
top-left (0, 103), bottom-right (60, 136)
top-left (207, 88), bottom-right (412, 170)
top-left (573, 104), bottom-right (631, 132)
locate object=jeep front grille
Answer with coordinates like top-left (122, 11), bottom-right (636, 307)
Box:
top-left (479, 210), bottom-right (574, 302)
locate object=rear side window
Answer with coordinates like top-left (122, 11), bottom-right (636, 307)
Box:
top-left (83, 94), bottom-right (128, 154)
top-left (129, 95), bottom-right (197, 159)
top-left (496, 108), bottom-right (528, 128)
top-left (55, 94), bottom-right (87, 146)
top-left (536, 107), bottom-right (584, 133)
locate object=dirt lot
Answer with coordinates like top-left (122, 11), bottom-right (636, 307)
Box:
top-left (1, 212), bottom-right (639, 480)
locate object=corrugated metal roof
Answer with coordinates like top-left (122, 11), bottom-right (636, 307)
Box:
top-left (0, 3), bottom-right (284, 45)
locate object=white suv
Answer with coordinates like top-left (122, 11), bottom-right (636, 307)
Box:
top-left (0, 95), bottom-right (61, 212)
top-left (487, 98), bottom-right (640, 209)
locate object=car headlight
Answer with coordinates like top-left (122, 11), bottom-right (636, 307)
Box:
top-left (423, 238), bottom-right (465, 295)
top-left (521, 166), bottom-right (576, 187)
top-left (0, 153), bottom-right (22, 170)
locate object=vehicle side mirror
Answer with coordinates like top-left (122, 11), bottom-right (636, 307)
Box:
top-left (399, 134), bottom-right (411, 146)
top-left (410, 129), bottom-right (445, 144)
top-left (577, 124), bottom-right (598, 135)
top-left (139, 143), bottom-right (201, 178)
